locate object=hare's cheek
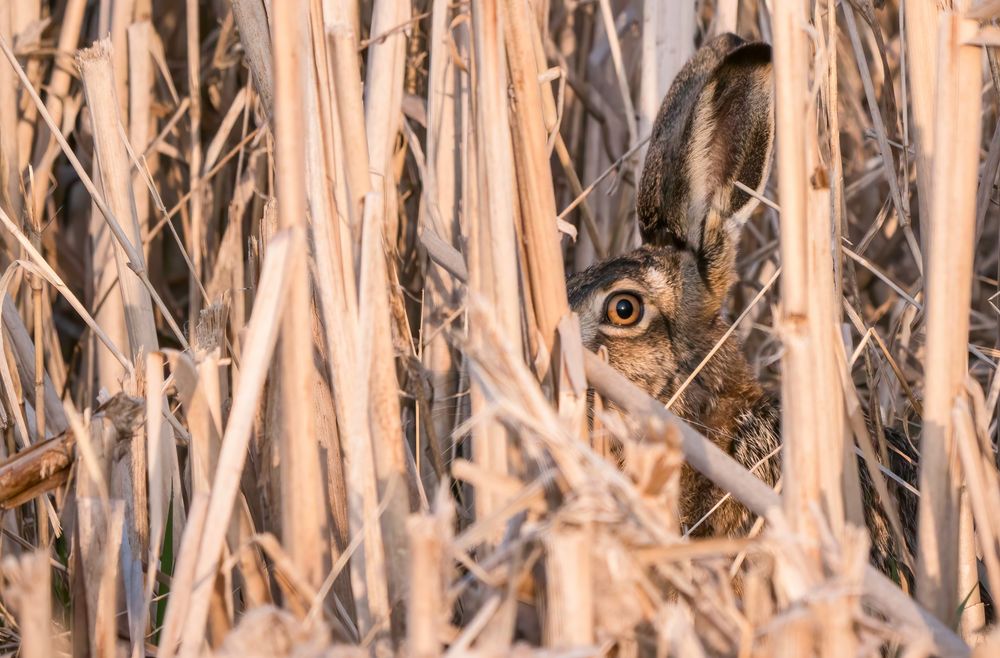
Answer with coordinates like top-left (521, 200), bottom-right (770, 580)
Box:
top-left (603, 341), bottom-right (673, 396)
top-left (576, 314), bottom-right (602, 350)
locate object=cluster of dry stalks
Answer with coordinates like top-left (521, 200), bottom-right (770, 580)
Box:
top-left (0, 0), bottom-right (998, 656)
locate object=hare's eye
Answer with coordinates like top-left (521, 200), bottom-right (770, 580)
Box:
top-left (605, 292), bottom-right (643, 326)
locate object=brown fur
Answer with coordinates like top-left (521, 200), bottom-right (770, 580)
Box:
top-left (569, 34), bottom-right (916, 578)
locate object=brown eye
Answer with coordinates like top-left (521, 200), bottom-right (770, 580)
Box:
top-left (605, 292), bottom-right (643, 326)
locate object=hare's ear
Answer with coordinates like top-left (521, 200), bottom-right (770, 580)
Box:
top-left (637, 34), bottom-right (773, 258)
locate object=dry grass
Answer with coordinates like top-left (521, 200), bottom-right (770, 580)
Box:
top-left (0, 0), bottom-right (996, 656)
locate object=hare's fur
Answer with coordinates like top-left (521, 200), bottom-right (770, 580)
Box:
top-left (568, 33), bottom-right (916, 574)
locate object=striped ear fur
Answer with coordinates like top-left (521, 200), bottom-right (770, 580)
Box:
top-left (636, 34), bottom-right (774, 256)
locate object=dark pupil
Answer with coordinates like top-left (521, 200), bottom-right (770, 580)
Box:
top-left (615, 298), bottom-right (634, 319)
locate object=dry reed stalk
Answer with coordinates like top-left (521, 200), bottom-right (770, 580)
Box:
top-left (329, 25), bottom-right (370, 237)
top-left (501, 0), bottom-right (570, 357)
top-left (28, 253), bottom-right (42, 443)
top-left (12, 1), bottom-right (39, 162)
top-left (296, 7), bottom-right (360, 620)
top-left (77, 44), bottom-right (156, 639)
top-left (4, 29), bottom-right (191, 352)
top-left (419, 0), bottom-right (463, 481)
top-left (362, 0), bottom-right (414, 626)
top-left (469, 0), bottom-right (520, 533)
top-left (155, 494), bottom-right (210, 658)
top-left (358, 224), bottom-right (412, 632)
top-left (406, 491), bottom-right (453, 657)
top-left (0, 429), bottom-right (73, 505)
top-left (823, 0), bottom-right (845, 311)
top-left (141, 351), bottom-right (170, 648)
top-left (73, 44), bottom-right (163, 345)
top-left (291, 11), bottom-right (349, 592)
top-left (916, 12), bottom-right (983, 626)
top-left (109, 0), bottom-right (131, 117)
top-left (0, 207), bottom-right (131, 373)
top-left (186, 0), bottom-right (205, 321)
top-left (85, 20), bottom-right (125, 397)
top-left (348, 194), bottom-right (398, 644)
top-left (271, 0), bottom-right (329, 598)
top-left (904, 0), bottom-right (941, 247)
top-left (164, 345), bottom-right (250, 621)
top-left (75, 404), bottom-right (126, 658)
top-left (638, 0), bottom-right (694, 166)
top-left (319, 12), bottom-right (395, 642)
top-left (230, 0), bottom-right (274, 115)
top-left (954, 388), bottom-right (1000, 622)
top-left (1, 551), bottom-right (53, 658)
top-left (406, 515), bottom-right (444, 656)
top-left (772, 0), bottom-right (844, 571)
top-left (715, 0), bottom-right (739, 35)
top-left (543, 524), bottom-right (595, 647)
top-left (90, 159), bottom-right (129, 392)
top-left (27, 0), bottom-right (85, 220)
top-left (127, 21), bottom-right (154, 249)
top-left (166, 230), bottom-right (296, 657)
top-left (596, 0), bottom-right (637, 149)
top-left (959, 487), bottom-right (986, 640)
top-left (290, 49), bottom-right (359, 639)
top-left (808, 179), bottom-right (848, 530)
top-left (0, 3), bottom-right (19, 226)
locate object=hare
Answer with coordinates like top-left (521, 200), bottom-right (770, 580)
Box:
top-left (568, 34), bottom-right (916, 576)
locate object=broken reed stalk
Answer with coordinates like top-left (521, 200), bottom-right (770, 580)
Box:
top-left (0, 33), bottom-right (190, 352)
top-left (0, 429), bottom-right (73, 507)
top-left (271, 0), bottom-right (328, 597)
top-left (162, 231), bottom-right (295, 658)
top-left (77, 40), bottom-right (158, 360)
top-left (77, 46), bottom-right (154, 624)
top-left (916, 12), bottom-right (984, 627)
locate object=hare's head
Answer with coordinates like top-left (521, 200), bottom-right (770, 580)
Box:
top-left (569, 34), bottom-right (774, 418)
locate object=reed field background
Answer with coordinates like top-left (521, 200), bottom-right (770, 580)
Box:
top-left (0, 0), bottom-right (998, 655)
